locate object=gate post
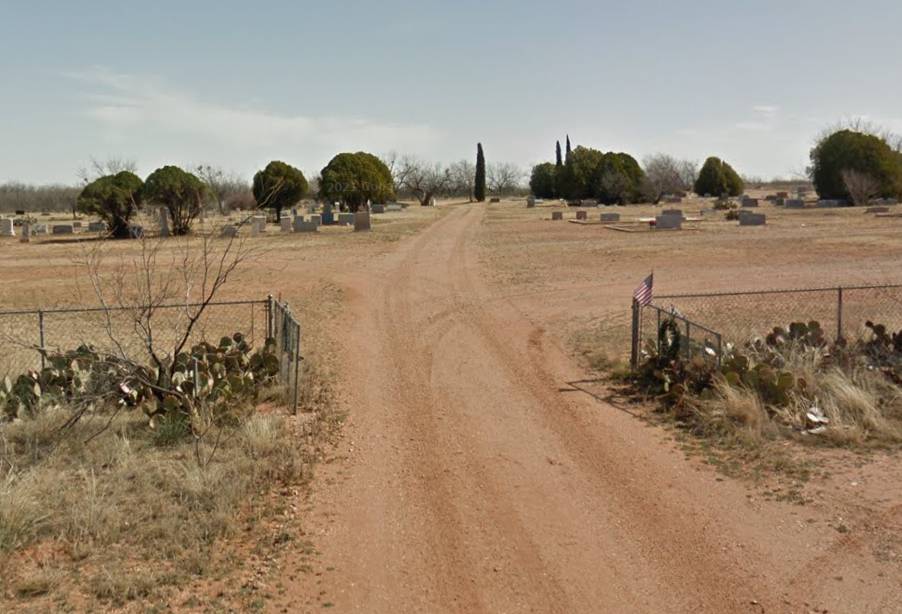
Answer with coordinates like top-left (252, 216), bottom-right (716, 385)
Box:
top-left (630, 299), bottom-right (640, 370)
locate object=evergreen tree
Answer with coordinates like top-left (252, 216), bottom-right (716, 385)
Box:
top-left (555, 141), bottom-right (563, 167)
top-left (565, 134), bottom-right (572, 162)
top-left (475, 143), bottom-right (486, 202)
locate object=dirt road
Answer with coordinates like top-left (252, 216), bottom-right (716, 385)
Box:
top-left (274, 204), bottom-right (901, 613)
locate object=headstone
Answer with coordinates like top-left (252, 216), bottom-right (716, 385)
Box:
top-left (386, 203), bottom-right (403, 212)
top-left (220, 224), bottom-right (238, 238)
top-left (72, 221), bottom-right (82, 230)
top-left (88, 221), bottom-right (107, 232)
top-left (526, 196), bottom-right (536, 208)
top-left (600, 213), bottom-right (620, 222)
top-left (765, 195), bottom-right (777, 202)
top-left (19, 222), bottom-right (30, 243)
top-left (252, 215), bottom-right (267, 233)
top-left (785, 199), bottom-right (804, 209)
top-left (310, 214), bottom-right (322, 226)
top-left (129, 225), bottom-right (144, 239)
top-left (280, 217), bottom-right (292, 232)
top-left (776, 191), bottom-right (789, 199)
top-left (0, 218), bottom-right (14, 237)
top-left (490, 197), bottom-right (501, 203)
top-left (576, 210), bottom-right (588, 220)
top-left (866, 206), bottom-right (890, 214)
top-left (886, 198), bottom-right (898, 205)
top-left (551, 211), bottom-right (563, 221)
top-left (739, 211), bottom-right (766, 226)
top-left (159, 208), bottom-right (170, 237)
top-left (293, 218), bottom-right (318, 232)
top-left (338, 213), bottom-right (354, 226)
top-left (535, 198), bottom-right (544, 204)
top-left (815, 199), bottom-right (839, 208)
top-left (249, 222), bottom-right (259, 237)
top-left (655, 214), bottom-right (682, 229)
top-left (32, 223), bottom-right (47, 235)
top-left (52, 224), bottom-right (73, 235)
top-left (14, 209), bottom-right (25, 216)
top-left (354, 211), bottom-right (371, 232)
top-left (371, 203), bottom-right (385, 214)
top-left (741, 199), bottom-right (759, 208)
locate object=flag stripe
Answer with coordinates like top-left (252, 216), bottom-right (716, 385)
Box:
top-left (633, 274), bottom-right (654, 306)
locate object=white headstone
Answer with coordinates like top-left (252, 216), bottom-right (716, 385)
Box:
top-left (0, 218), bottom-right (14, 237)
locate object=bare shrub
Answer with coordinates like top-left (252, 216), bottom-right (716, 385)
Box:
top-left (841, 169), bottom-right (881, 206)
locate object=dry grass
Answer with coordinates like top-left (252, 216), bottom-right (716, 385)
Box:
top-left (0, 390), bottom-right (328, 610)
top-left (686, 347), bottom-right (902, 450)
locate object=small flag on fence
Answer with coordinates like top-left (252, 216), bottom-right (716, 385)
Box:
top-left (633, 273), bottom-right (654, 306)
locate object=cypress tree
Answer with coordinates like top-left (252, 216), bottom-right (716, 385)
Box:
top-left (565, 134), bottom-right (572, 162)
top-left (475, 142), bottom-right (486, 202)
top-left (555, 141), bottom-right (563, 167)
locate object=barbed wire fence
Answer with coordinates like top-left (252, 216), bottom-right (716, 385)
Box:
top-left (0, 295), bottom-right (302, 412)
top-left (631, 283), bottom-right (902, 368)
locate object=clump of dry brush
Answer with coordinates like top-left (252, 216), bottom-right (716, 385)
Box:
top-left (635, 319), bottom-right (902, 448)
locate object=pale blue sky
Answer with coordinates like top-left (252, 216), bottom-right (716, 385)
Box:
top-left (2, 0), bottom-right (901, 184)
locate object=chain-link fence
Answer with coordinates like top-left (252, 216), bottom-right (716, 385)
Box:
top-left (631, 284), bottom-right (902, 368)
top-left (0, 295), bottom-right (302, 412)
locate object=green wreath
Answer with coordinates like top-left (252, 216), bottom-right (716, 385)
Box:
top-left (658, 317), bottom-right (682, 362)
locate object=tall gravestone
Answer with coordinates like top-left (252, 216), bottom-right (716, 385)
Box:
top-left (0, 218), bottom-right (14, 237)
top-left (19, 222), bottom-right (30, 243)
top-left (159, 208), bottom-right (170, 237)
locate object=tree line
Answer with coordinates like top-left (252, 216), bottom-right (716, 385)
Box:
top-left (43, 144), bottom-right (527, 238)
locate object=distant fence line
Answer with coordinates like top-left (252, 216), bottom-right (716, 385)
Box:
top-left (0, 295), bottom-right (302, 412)
top-left (631, 283), bottom-right (902, 368)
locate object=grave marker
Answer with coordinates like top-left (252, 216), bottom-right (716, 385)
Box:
top-left (0, 218), bottom-right (14, 237)
top-left (739, 212), bottom-right (766, 226)
top-left (52, 224), bottom-right (74, 235)
top-left (655, 214), bottom-right (682, 229)
top-left (551, 211), bottom-right (563, 221)
top-left (354, 211), bottom-right (371, 232)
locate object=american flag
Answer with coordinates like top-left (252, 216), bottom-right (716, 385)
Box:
top-left (633, 273), bottom-right (654, 306)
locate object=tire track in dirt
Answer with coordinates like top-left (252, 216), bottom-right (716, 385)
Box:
top-left (275, 203), bottom-right (900, 613)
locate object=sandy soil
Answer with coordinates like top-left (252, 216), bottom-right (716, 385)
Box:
top-left (2, 199), bottom-right (902, 612)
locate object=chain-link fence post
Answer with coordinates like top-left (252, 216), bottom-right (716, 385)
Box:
top-left (684, 319), bottom-right (691, 359)
top-left (630, 299), bottom-right (640, 369)
top-left (265, 294), bottom-right (273, 340)
top-left (37, 310), bottom-right (45, 370)
top-left (837, 286), bottom-right (844, 342)
top-left (293, 321), bottom-right (301, 415)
